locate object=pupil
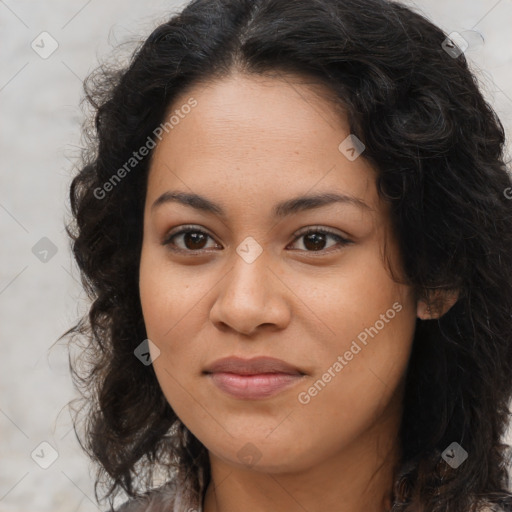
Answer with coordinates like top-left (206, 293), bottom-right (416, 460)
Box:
top-left (185, 232), bottom-right (207, 250)
top-left (304, 233), bottom-right (326, 251)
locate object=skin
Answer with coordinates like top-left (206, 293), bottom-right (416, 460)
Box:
top-left (139, 71), bottom-right (449, 512)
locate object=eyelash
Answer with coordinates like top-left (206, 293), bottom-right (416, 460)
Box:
top-left (161, 225), bottom-right (353, 255)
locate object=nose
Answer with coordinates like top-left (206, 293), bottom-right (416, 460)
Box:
top-left (209, 251), bottom-right (292, 336)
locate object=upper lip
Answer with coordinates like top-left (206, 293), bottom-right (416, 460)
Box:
top-left (203, 356), bottom-right (304, 375)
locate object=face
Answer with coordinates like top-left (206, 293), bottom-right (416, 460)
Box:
top-left (139, 71), bottom-right (418, 475)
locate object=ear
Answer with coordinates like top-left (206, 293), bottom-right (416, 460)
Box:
top-left (417, 289), bottom-right (459, 320)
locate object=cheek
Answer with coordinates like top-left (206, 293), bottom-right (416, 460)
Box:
top-left (139, 259), bottom-right (196, 418)
top-left (292, 238), bottom-right (413, 347)
top-left (139, 246), bottom-right (204, 342)
top-left (290, 242), bottom-right (416, 428)
top-left (139, 246), bottom-right (211, 402)
top-left (293, 306), bottom-right (415, 461)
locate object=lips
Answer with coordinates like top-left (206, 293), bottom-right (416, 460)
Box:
top-left (203, 356), bottom-right (306, 400)
top-left (203, 356), bottom-right (304, 376)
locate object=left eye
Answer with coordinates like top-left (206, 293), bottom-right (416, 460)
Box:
top-left (288, 228), bottom-right (352, 252)
top-left (162, 226), bottom-right (352, 253)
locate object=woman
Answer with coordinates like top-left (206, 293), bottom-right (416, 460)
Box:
top-left (63, 0), bottom-right (512, 510)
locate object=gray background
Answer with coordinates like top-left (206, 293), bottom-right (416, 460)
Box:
top-left (1, 1), bottom-right (511, 511)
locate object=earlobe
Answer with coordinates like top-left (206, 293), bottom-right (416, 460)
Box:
top-left (416, 299), bottom-right (431, 320)
top-left (416, 290), bottom-right (459, 320)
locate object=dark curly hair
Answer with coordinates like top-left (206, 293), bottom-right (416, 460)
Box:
top-left (62, 0), bottom-right (512, 510)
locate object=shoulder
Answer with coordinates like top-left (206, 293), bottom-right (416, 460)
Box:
top-left (476, 501), bottom-right (511, 512)
top-left (107, 479), bottom-right (183, 512)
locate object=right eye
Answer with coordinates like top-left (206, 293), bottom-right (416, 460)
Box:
top-left (162, 225), bottom-right (222, 253)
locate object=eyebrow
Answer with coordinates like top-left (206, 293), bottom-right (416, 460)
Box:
top-left (151, 190), bottom-right (372, 218)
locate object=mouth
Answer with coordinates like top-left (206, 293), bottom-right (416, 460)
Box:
top-left (205, 372), bottom-right (305, 400)
top-left (203, 355), bottom-right (305, 376)
top-left (203, 356), bottom-right (306, 400)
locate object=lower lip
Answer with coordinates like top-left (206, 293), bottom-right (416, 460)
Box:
top-left (207, 372), bottom-right (303, 399)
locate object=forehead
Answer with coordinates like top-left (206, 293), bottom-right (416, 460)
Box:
top-left (146, 71), bottom-right (380, 215)
top-left (159, 70), bottom-right (349, 151)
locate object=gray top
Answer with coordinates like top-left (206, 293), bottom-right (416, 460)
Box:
top-left (109, 472), bottom-right (506, 512)
top-left (111, 478), bottom-right (204, 512)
